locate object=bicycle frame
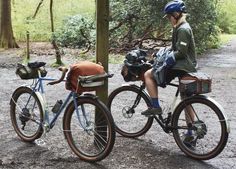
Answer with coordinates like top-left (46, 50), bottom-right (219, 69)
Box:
top-left (28, 76), bottom-right (75, 130)
top-left (133, 82), bottom-right (180, 133)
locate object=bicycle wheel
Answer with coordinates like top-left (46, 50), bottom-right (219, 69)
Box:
top-left (172, 95), bottom-right (229, 160)
top-left (10, 86), bottom-right (43, 142)
top-left (63, 96), bottom-right (115, 162)
top-left (108, 85), bottom-right (153, 138)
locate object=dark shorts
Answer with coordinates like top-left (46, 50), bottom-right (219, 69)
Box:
top-left (166, 69), bottom-right (187, 84)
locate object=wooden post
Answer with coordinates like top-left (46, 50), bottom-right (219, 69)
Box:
top-left (95, 0), bottom-right (109, 145)
top-left (96, 0), bottom-right (109, 101)
top-left (26, 31), bottom-right (30, 60)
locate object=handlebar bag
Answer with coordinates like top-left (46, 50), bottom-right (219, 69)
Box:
top-left (121, 60), bottom-right (151, 82)
top-left (179, 72), bottom-right (212, 96)
top-left (16, 63), bottom-right (47, 79)
top-left (65, 61), bottom-right (106, 94)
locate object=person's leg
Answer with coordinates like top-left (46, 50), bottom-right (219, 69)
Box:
top-left (141, 69), bottom-right (162, 116)
top-left (144, 69), bottom-right (161, 107)
top-left (144, 69), bottom-right (158, 98)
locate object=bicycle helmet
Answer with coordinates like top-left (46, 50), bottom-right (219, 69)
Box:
top-left (164, 0), bottom-right (186, 14)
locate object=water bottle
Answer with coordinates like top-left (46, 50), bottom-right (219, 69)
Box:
top-left (52, 100), bottom-right (63, 114)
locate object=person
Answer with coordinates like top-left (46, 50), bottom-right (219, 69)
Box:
top-left (141, 0), bottom-right (197, 116)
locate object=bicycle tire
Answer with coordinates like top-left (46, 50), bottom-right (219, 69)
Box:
top-left (172, 95), bottom-right (229, 160)
top-left (108, 85), bottom-right (153, 138)
top-left (63, 96), bottom-right (115, 162)
top-left (10, 86), bottom-right (43, 142)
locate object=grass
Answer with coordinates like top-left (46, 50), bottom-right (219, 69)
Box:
top-left (12, 0), bottom-right (95, 41)
top-left (219, 34), bottom-right (236, 45)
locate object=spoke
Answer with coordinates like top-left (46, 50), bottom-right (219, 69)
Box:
top-left (94, 136), bottom-right (105, 151)
top-left (92, 130), bottom-right (107, 148)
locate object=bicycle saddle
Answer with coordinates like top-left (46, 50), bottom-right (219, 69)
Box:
top-left (28, 62), bottom-right (46, 69)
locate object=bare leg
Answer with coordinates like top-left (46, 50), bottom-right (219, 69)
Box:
top-left (181, 93), bottom-right (195, 125)
top-left (141, 69), bottom-right (162, 115)
top-left (144, 69), bottom-right (158, 98)
top-left (185, 106), bottom-right (195, 124)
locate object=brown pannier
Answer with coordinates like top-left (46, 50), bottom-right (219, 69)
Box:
top-left (179, 72), bottom-right (212, 95)
top-left (65, 61), bottom-right (106, 94)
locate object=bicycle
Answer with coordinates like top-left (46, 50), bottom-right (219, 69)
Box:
top-left (10, 61), bottom-right (116, 162)
top-left (108, 79), bottom-right (230, 160)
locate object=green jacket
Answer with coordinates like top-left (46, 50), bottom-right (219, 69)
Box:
top-left (172, 22), bottom-right (197, 72)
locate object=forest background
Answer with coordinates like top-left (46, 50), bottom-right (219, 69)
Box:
top-left (5, 0), bottom-right (236, 62)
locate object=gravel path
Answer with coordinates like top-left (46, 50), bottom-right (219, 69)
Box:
top-left (0, 39), bottom-right (236, 169)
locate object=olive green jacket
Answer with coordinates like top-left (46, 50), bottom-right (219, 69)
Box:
top-left (171, 19), bottom-right (197, 73)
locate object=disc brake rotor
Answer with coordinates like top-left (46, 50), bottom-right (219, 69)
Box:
top-left (122, 106), bottom-right (134, 118)
top-left (193, 120), bottom-right (207, 139)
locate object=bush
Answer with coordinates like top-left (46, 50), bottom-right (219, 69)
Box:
top-left (54, 14), bottom-right (95, 48)
top-left (109, 0), bottom-right (220, 53)
top-left (185, 0), bottom-right (220, 52)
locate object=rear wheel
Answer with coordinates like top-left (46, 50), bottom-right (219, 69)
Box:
top-left (172, 96), bottom-right (229, 160)
top-left (108, 85), bottom-right (153, 138)
top-left (10, 86), bottom-right (43, 142)
top-left (63, 96), bottom-right (115, 162)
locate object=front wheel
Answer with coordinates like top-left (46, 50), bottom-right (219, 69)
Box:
top-left (10, 86), bottom-right (43, 142)
top-left (108, 85), bottom-right (153, 138)
top-left (172, 95), bottom-right (229, 160)
top-left (63, 96), bottom-right (115, 162)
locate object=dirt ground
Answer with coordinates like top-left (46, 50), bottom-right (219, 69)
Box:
top-left (0, 39), bottom-right (236, 169)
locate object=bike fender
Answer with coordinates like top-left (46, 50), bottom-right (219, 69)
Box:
top-left (206, 96), bottom-right (230, 134)
top-left (173, 95), bottom-right (230, 134)
top-left (80, 93), bottom-right (98, 100)
top-left (35, 91), bottom-right (45, 113)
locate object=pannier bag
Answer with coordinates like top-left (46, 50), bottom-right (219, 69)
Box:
top-left (121, 49), bottom-right (151, 82)
top-left (65, 61), bottom-right (106, 94)
top-left (179, 72), bottom-right (212, 95)
top-left (16, 63), bottom-right (47, 79)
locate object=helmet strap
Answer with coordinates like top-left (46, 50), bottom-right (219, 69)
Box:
top-left (171, 12), bottom-right (182, 21)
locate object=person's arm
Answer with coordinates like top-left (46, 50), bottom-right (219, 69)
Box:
top-left (174, 28), bottom-right (191, 60)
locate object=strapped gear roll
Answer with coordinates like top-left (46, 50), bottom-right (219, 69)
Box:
top-left (65, 61), bottom-right (107, 94)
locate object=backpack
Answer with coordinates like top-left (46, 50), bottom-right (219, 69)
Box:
top-left (65, 61), bottom-right (106, 94)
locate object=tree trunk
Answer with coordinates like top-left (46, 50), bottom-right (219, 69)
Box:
top-left (50, 0), bottom-right (62, 65)
top-left (0, 0), bottom-right (18, 48)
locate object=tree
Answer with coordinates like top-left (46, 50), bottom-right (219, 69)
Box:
top-left (109, 0), bottom-right (219, 53)
top-left (50, 0), bottom-right (63, 66)
top-left (0, 0), bottom-right (18, 48)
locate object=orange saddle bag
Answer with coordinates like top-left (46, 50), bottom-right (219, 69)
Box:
top-left (65, 61), bottom-right (106, 94)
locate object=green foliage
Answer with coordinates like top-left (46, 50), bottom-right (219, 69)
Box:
top-left (53, 14), bottom-right (95, 48)
top-left (217, 0), bottom-right (236, 34)
top-left (12, 0), bottom-right (227, 54)
top-left (185, 0), bottom-right (220, 52)
top-left (12, 0), bottom-right (95, 41)
top-left (220, 34), bottom-right (236, 45)
top-left (109, 0), bottom-right (220, 53)
top-left (109, 0), bottom-right (169, 49)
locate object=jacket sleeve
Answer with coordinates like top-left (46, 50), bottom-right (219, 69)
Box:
top-left (173, 28), bottom-right (191, 60)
